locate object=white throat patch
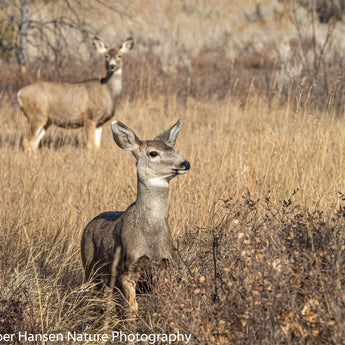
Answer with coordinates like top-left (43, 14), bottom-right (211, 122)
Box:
top-left (148, 177), bottom-right (169, 188)
top-left (112, 70), bottom-right (122, 94)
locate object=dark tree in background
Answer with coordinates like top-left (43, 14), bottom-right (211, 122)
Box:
top-left (0, 0), bottom-right (131, 72)
top-left (315, 0), bottom-right (344, 22)
top-left (18, 0), bottom-right (28, 70)
top-left (0, 0), bottom-right (29, 69)
top-left (297, 0), bottom-right (345, 23)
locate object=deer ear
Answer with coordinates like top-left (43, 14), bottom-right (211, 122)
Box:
top-left (120, 37), bottom-right (134, 53)
top-left (154, 120), bottom-right (181, 148)
top-left (111, 121), bottom-right (141, 151)
top-left (93, 37), bottom-right (108, 54)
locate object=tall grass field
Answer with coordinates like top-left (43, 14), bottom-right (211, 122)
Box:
top-left (2, 1), bottom-right (345, 344)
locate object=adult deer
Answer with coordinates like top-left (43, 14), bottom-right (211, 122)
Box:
top-left (81, 120), bottom-right (190, 312)
top-left (17, 37), bottom-right (133, 152)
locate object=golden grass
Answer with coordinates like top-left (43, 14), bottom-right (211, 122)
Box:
top-left (2, 0), bottom-right (345, 342)
top-left (1, 87), bottom-right (345, 343)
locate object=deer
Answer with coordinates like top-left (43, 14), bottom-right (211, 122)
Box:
top-left (17, 37), bottom-right (134, 152)
top-left (81, 119), bottom-right (190, 313)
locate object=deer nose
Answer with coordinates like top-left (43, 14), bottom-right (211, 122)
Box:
top-left (109, 64), bottom-right (116, 71)
top-left (181, 161), bottom-right (190, 170)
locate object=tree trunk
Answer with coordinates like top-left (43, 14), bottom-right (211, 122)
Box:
top-left (17, 0), bottom-right (29, 72)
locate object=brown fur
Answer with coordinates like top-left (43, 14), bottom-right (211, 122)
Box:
top-left (17, 37), bottom-right (133, 152)
top-left (81, 120), bottom-right (190, 312)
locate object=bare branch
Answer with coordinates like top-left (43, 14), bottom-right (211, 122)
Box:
top-left (95, 0), bottom-right (133, 19)
top-left (0, 0), bottom-right (134, 69)
top-left (290, 0), bottom-right (337, 83)
top-left (290, 5), bottom-right (312, 78)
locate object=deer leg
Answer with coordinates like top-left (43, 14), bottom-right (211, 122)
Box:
top-left (85, 120), bottom-right (96, 149)
top-left (120, 273), bottom-right (138, 313)
top-left (24, 120), bottom-right (49, 152)
top-left (94, 127), bottom-right (102, 149)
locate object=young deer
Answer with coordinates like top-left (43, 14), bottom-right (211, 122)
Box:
top-left (81, 120), bottom-right (190, 312)
top-left (17, 37), bottom-right (133, 152)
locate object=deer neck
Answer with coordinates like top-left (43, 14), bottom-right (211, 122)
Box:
top-left (135, 177), bottom-right (170, 225)
top-left (101, 69), bottom-right (122, 96)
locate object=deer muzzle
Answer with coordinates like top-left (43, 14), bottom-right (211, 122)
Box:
top-left (176, 160), bottom-right (190, 174)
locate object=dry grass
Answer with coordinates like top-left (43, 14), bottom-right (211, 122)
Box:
top-left (1, 78), bottom-right (345, 344)
top-left (1, 2), bottom-right (345, 342)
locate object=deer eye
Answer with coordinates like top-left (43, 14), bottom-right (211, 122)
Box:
top-left (149, 151), bottom-right (158, 158)
top-left (104, 54), bottom-right (110, 60)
